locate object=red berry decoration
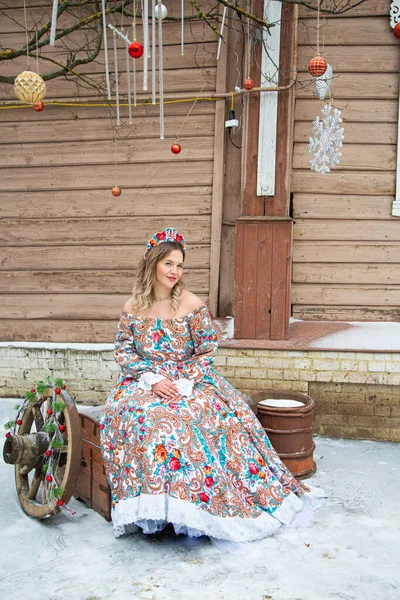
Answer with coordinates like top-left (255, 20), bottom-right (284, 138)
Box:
top-left (112, 186), bottom-right (121, 197)
top-left (128, 41), bottom-right (144, 59)
top-left (308, 56), bottom-right (327, 77)
top-left (16, 419), bottom-right (23, 425)
top-left (62, 384), bottom-right (66, 389)
top-left (394, 23), bottom-right (400, 39)
top-left (244, 78), bottom-right (254, 90)
top-left (5, 432), bottom-right (11, 438)
top-left (47, 409), bottom-right (53, 415)
top-left (45, 450), bottom-right (51, 457)
top-left (171, 143), bottom-right (181, 154)
top-left (58, 424), bottom-right (66, 432)
top-left (46, 475), bottom-right (52, 482)
top-left (57, 499), bottom-right (64, 506)
top-left (30, 389), bottom-right (36, 394)
top-left (33, 101), bottom-right (44, 112)
top-left (55, 387), bottom-right (61, 395)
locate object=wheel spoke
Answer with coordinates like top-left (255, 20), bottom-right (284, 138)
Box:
top-left (32, 405), bottom-right (44, 431)
top-left (28, 469), bottom-right (42, 500)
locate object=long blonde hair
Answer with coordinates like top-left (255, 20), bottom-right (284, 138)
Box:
top-left (131, 241), bottom-right (185, 315)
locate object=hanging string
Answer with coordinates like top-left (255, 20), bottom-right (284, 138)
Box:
top-left (36, 30), bottom-right (39, 74)
top-left (114, 131), bottom-right (118, 188)
top-left (158, 0), bottom-right (164, 139)
top-left (112, 30), bottom-right (120, 126)
top-left (50, 0), bottom-right (59, 46)
top-left (217, 6), bottom-right (227, 61)
top-left (126, 41), bottom-right (133, 123)
top-left (316, 0), bottom-right (320, 55)
top-left (181, 0), bottom-right (184, 56)
top-left (23, 0), bottom-right (30, 69)
top-left (174, 82), bottom-right (207, 142)
top-left (246, 0), bottom-right (251, 78)
top-left (132, 15), bottom-right (137, 107)
top-left (143, 0), bottom-right (149, 91)
top-left (152, 1), bottom-right (156, 104)
top-left (101, 0), bottom-right (111, 99)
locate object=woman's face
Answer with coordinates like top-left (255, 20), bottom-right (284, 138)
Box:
top-left (155, 249), bottom-right (184, 290)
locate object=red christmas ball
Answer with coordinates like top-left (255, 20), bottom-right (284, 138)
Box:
top-left (199, 492), bottom-right (209, 503)
top-left (33, 101), bottom-right (44, 112)
top-left (57, 499), bottom-right (64, 506)
top-left (45, 450), bottom-right (51, 457)
top-left (30, 389), bottom-right (36, 394)
top-left (244, 78), bottom-right (254, 90)
top-left (171, 143), bottom-right (181, 154)
top-left (58, 424), bottom-right (66, 432)
top-left (16, 419), bottom-right (23, 425)
top-left (394, 23), bottom-right (400, 39)
top-left (5, 432), bottom-right (11, 438)
top-left (46, 475), bottom-right (52, 482)
top-left (308, 56), bottom-right (327, 77)
top-left (62, 384), bottom-right (66, 389)
top-left (55, 387), bottom-right (61, 395)
top-left (128, 41), bottom-right (144, 59)
top-left (112, 186), bottom-right (121, 197)
top-left (47, 409), bottom-right (53, 415)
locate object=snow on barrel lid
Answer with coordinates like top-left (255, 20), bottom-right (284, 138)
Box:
top-left (258, 399), bottom-right (304, 408)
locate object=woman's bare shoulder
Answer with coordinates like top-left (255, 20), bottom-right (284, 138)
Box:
top-left (122, 297), bottom-right (134, 313)
top-left (179, 290), bottom-right (205, 313)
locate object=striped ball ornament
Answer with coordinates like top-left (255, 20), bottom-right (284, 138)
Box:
top-left (308, 56), bottom-right (328, 77)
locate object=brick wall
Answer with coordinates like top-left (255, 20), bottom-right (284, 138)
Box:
top-left (0, 344), bottom-right (399, 441)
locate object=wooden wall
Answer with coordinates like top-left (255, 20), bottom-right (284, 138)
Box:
top-left (0, 0), bottom-right (222, 342)
top-left (291, 0), bottom-right (400, 321)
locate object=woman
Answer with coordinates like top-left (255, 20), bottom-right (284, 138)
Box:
top-left (100, 228), bottom-right (325, 541)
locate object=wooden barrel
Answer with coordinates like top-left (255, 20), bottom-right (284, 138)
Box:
top-left (252, 390), bottom-right (316, 479)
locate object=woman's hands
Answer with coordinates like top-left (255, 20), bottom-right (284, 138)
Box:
top-left (152, 379), bottom-right (183, 401)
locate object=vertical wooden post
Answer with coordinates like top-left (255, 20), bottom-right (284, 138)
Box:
top-left (234, 4), bottom-right (297, 339)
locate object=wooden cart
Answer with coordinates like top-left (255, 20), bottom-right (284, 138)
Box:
top-left (3, 389), bottom-right (111, 521)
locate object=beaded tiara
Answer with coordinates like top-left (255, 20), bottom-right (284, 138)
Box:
top-left (145, 228), bottom-right (186, 257)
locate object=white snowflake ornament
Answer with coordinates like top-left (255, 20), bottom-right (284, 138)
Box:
top-left (314, 64), bottom-right (333, 100)
top-left (309, 104), bottom-right (344, 175)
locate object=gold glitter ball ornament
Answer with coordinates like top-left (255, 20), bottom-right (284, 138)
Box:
top-left (14, 70), bottom-right (46, 104)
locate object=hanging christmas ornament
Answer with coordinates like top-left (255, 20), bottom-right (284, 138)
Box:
top-left (33, 101), bottom-right (44, 112)
top-left (308, 56), bottom-right (327, 77)
top-left (390, 1), bottom-right (400, 29)
top-left (14, 71), bottom-right (46, 104)
top-left (128, 41), bottom-right (144, 58)
top-left (309, 104), bottom-right (344, 175)
top-left (244, 78), bottom-right (254, 91)
top-left (154, 3), bottom-right (167, 19)
top-left (112, 186), bottom-right (122, 197)
top-left (394, 23), bottom-right (400, 38)
top-left (171, 143), bottom-right (181, 154)
top-left (314, 64), bottom-right (333, 100)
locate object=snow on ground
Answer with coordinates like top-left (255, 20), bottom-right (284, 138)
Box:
top-left (310, 322), bottom-right (400, 351)
top-left (0, 397), bottom-right (399, 600)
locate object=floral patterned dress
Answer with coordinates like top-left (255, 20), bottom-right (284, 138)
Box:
top-left (100, 305), bottom-right (325, 541)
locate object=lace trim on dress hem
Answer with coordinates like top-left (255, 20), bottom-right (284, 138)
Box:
top-left (111, 486), bottom-right (326, 542)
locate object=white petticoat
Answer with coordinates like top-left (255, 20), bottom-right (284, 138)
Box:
top-left (111, 487), bottom-right (327, 542)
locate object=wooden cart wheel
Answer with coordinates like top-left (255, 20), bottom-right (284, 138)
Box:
top-left (3, 389), bottom-right (82, 519)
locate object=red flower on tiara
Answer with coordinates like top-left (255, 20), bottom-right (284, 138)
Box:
top-left (176, 234), bottom-right (183, 242)
top-left (156, 232), bottom-right (166, 240)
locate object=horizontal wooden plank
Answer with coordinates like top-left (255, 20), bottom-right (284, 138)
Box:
top-left (292, 284), bottom-right (400, 306)
top-left (293, 143), bottom-right (396, 171)
top-left (294, 122), bottom-right (397, 145)
top-left (295, 73), bottom-right (398, 100)
top-left (0, 216), bottom-right (211, 246)
top-left (291, 171), bottom-right (395, 195)
top-left (298, 45), bottom-right (400, 73)
top-left (0, 161), bottom-right (214, 191)
top-left (298, 17), bottom-right (395, 46)
top-left (293, 241), bottom-right (400, 263)
top-left (0, 269), bottom-right (210, 293)
top-left (0, 244), bottom-right (211, 270)
top-left (0, 319), bottom-right (117, 343)
top-left (0, 293), bottom-right (209, 320)
top-left (0, 67), bottom-right (217, 100)
top-left (0, 187), bottom-right (212, 219)
top-left (293, 263), bottom-right (400, 285)
top-left (293, 195), bottom-right (394, 219)
top-left (299, 0), bottom-right (388, 18)
top-left (292, 306), bottom-right (400, 322)
top-left (0, 113), bottom-right (215, 143)
top-left (0, 137), bottom-right (215, 167)
top-left (294, 219), bottom-right (400, 241)
top-left (295, 99), bottom-right (398, 123)
top-left (1, 42), bottom-right (218, 77)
